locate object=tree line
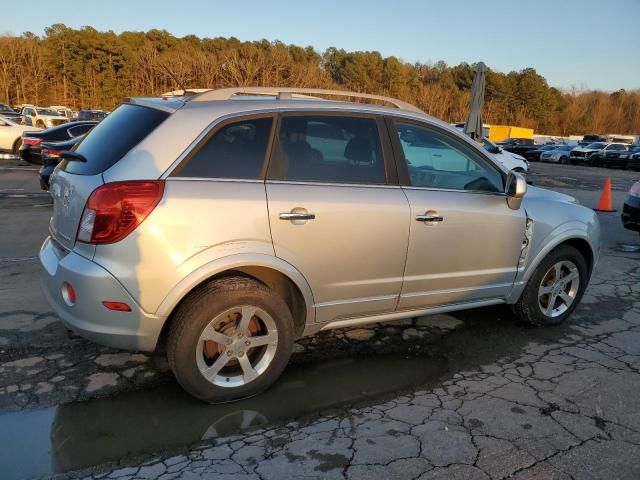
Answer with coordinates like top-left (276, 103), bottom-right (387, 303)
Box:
top-left (1, 24), bottom-right (638, 136)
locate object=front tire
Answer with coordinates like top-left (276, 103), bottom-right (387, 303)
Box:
top-left (513, 245), bottom-right (588, 327)
top-left (559, 156), bottom-right (567, 165)
top-left (167, 276), bottom-right (295, 403)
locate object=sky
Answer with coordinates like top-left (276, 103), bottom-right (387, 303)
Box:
top-left (3, 0), bottom-right (640, 92)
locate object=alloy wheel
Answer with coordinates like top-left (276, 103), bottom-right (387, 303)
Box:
top-left (195, 305), bottom-right (279, 387)
top-left (538, 260), bottom-right (580, 317)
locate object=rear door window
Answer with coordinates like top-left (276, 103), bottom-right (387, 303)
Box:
top-left (270, 115), bottom-right (386, 185)
top-left (61, 104), bottom-right (168, 175)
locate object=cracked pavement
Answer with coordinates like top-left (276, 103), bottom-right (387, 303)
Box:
top-left (1, 160), bottom-right (639, 479)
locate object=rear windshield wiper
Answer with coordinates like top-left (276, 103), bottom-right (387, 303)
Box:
top-left (60, 151), bottom-right (87, 163)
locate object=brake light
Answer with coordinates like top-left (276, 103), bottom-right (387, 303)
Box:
top-left (43, 148), bottom-right (62, 158)
top-left (23, 137), bottom-right (42, 146)
top-left (77, 181), bottom-right (164, 244)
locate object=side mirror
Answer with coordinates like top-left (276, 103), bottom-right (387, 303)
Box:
top-left (505, 171), bottom-right (527, 210)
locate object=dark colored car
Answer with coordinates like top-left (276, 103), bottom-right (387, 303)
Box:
top-left (75, 110), bottom-right (109, 121)
top-left (0, 103), bottom-right (23, 123)
top-left (580, 134), bottom-right (606, 146)
top-left (626, 146), bottom-right (640, 171)
top-left (19, 121), bottom-right (96, 165)
top-left (39, 135), bottom-right (85, 190)
top-left (622, 181), bottom-right (640, 235)
top-left (497, 138), bottom-right (538, 157)
top-left (601, 144), bottom-right (634, 169)
top-left (525, 144), bottom-right (559, 161)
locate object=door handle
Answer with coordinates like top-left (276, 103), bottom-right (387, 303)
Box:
top-left (416, 214), bottom-right (443, 222)
top-left (279, 212), bottom-right (316, 221)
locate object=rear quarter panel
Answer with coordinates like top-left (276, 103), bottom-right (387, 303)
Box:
top-left (91, 180), bottom-right (275, 315)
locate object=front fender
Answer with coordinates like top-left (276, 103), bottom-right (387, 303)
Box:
top-left (507, 218), bottom-right (600, 303)
top-left (155, 253), bottom-right (316, 324)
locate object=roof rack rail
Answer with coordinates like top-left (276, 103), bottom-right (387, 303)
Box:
top-left (190, 87), bottom-right (423, 113)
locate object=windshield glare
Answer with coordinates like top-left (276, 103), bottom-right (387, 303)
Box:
top-left (36, 108), bottom-right (60, 115)
top-left (586, 143), bottom-right (605, 149)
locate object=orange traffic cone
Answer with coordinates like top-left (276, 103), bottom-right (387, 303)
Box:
top-left (594, 176), bottom-right (616, 212)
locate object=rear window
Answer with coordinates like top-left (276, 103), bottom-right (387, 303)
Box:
top-left (62, 104), bottom-right (168, 175)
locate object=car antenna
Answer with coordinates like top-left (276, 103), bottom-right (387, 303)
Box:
top-left (160, 64), bottom-right (191, 96)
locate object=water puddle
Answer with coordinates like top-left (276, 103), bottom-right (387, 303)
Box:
top-left (615, 243), bottom-right (640, 253)
top-left (0, 308), bottom-right (574, 480)
top-left (0, 354), bottom-right (449, 479)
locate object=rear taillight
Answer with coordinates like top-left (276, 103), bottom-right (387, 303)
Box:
top-left (42, 148), bottom-right (62, 158)
top-left (23, 137), bottom-right (42, 146)
top-left (77, 181), bottom-right (164, 244)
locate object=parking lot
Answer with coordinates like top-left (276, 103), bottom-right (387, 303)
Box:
top-left (0, 158), bottom-right (639, 479)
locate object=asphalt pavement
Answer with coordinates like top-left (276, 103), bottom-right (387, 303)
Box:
top-left (0, 158), bottom-right (639, 480)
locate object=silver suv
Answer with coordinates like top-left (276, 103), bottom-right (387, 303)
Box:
top-left (40, 88), bottom-right (600, 402)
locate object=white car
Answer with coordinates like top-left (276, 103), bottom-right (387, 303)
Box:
top-left (0, 116), bottom-right (40, 154)
top-left (21, 106), bottom-right (68, 128)
top-left (452, 127), bottom-right (529, 173)
top-left (480, 137), bottom-right (529, 173)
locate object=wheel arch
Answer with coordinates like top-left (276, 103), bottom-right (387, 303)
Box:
top-left (507, 224), bottom-right (598, 304)
top-left (154, 254), bottom-right (315, 352)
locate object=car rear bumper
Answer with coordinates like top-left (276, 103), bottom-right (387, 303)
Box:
top-left (39, 236), bottom-right (165, 351)
top-left (622, 196), bottom-right (640, 232)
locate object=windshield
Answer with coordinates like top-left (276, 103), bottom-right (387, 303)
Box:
top-left (36, 108), bottom-right (60, 116)
top-left (0, 104), bottom-right (15, 113)
top-left (585, 143), bottom-right (606, 149)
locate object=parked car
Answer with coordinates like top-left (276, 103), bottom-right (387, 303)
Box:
top-left (525, 144), bottom-right (559, 162)
top-left (21, 106), bottom-right (68, 128)
top-left (497, 137), bottom-right (538, 158)
top-left (0, 103), bottom-right (24, 123)
top-left (40, 87), bottom-right (600, 403)
top-left (76, 109), bottom-right (109, 121)
top-left (624, 145), bottom-right (640, 171)
top-left (569, 142), bottom-right (607, 165)
top-left (579, 134), bottom-right (605, 145)
top-left (621, 181), bottom-right (640, 235)
top-left (479, 137), bottom-right (529, 173)
top-left (600, 143), bottom-right (632, 169)
top-left (591, 143), bottom-right (628, 167)
top-left (39, 135), bottom-right (85, 190)
top-left (50, 106), bottom-right (76, 121)
top-left (0, 116), bottom-right (40, 155)
top-left (19, 121), bottom-right (97, 165)
top-left (539, 145), bottom-right (574, 164)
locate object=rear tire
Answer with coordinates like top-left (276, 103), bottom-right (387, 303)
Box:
top-left (12, 138), bottom-right (22, 155)
top-left (513, 245), bottom-right (588, 327)
top-left (559, 156), bottom-right (567, 165)
top-left (36, 120), bottom-right (45, 128)
top-left (167, 276), bottom-right (295, 403)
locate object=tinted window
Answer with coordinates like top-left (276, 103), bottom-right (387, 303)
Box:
top-left (608, 144), bottom-right (626, 151)
top-left (62, 104), bottom-right (168, 175)
top-left (394, 122), bottom-right (503, 193)
top-left (272, 115), bottom-right (385, 184)
top-left (174, 117), bottom-right (273, 179)
top-left (67, 124), bottom-right (94, 138)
